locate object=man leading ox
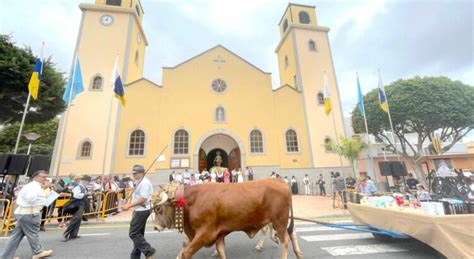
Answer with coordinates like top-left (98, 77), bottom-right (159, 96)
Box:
top-left (152, 178), bottom-right (303, 259)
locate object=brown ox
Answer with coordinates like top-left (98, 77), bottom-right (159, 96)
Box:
top-left (152, 179), bottom-right (303, 259)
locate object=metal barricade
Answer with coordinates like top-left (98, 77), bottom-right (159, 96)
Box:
top-left (0, 199), bottom-right (12, 236)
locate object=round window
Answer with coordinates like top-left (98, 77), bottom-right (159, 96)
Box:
top-left (211, 79), bottom-right (227, 93)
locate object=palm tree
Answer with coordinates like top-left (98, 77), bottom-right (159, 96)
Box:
top-left (325, 136), bottom-right (368, 177)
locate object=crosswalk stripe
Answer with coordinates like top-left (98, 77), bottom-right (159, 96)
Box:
top-left (301, 233), bottom-right (373, 242)
top-left (296, 226), bottom-right (343, 232)
top-left (81, 233), bottom-right (110, 237)
top-left (321, 244), bottom-right (410, 256)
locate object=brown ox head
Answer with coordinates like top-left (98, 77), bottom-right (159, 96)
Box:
top-left (151, 183), bottom-right (180, 231)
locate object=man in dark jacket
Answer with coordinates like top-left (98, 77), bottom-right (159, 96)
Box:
top-left (61, 175), bottom-right (91, 241)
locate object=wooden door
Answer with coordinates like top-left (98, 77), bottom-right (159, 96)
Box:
top-left (198, 149), bottom-right (207, 172)
top-left (228, 148), bottom-right (241, 172)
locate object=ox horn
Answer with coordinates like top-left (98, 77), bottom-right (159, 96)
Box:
top-left (156, 192), bottom-right (168, 206)
top-left (158, 184), bottom-right (164, 190)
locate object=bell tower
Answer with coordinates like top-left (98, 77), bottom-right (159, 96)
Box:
top-left (275, 3), bottom-right (348, 168)
top-left (50, 0), bottom-right (148, 176)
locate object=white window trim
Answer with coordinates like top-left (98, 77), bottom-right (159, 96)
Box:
top-left (285, 128), bottom-right (301, 154)
top-left (76, 138), bottom-right (93, 160)
top-left (248, 128), bottom-right (266, 155)
top-left (172, 127), bottom-right (191, 156)
top-left (126, 127), bottom-right (147, 158)
top-left (89, 74), bottom-right (104, 91)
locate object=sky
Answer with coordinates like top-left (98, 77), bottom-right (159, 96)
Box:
top-left (1, 0), bottom-right (473, 123)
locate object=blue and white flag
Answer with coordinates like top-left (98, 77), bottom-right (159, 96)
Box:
top-left (112, 58), bottom-right (126, 106)
top-left (63, 56), bottom-right (84, 105)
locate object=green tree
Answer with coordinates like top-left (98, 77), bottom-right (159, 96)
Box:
top-left (0, 34), bottom-right (66, 124)
top-left (325, 136), bottom-right (368, 177)
top-left (0, 119), bottom-right (59, 155)
top-left (352, 76), bottom-right (474, 181)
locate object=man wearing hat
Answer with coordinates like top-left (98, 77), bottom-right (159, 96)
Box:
top-left (61, 175), bottom-right (91, 242)
top-left (122, 165), bottom-right (156, 259)
top-left (1, 170), bottom-right (53, 259)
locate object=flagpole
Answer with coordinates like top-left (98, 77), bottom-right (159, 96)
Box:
top-left (324, 72), bottom-right (347, 186)
top-left (378, 69), bottom-right (400, 161)
top-left (54, 52), bottom-right (78, 177)
top-left (101, 55), bottom-right (119, 177)
top-left (357, 73), bottom-right (376, 179)
top-left (14, 42), bottom-right (45, 154)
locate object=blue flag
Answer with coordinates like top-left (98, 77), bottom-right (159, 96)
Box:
top-left (63, 57), bottom-right (84, 105)
top-left (357, 74), bottom-right (365, 116)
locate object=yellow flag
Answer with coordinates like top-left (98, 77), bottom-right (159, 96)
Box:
top-left (323, 73), bottom-right (331, 116)
top-left (28, 59), bottom-right (43, 100)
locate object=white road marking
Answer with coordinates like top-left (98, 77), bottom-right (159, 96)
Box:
top-left (301, 233), bottom-right (373, 242)
top-left (80, 233), bottom-right (111, 237)
top-left (321, 244), bottom-right (410, 256)
top-left (145, 230), bottom-right (173, 234)
top-left (296, 226), bottom-right (343, 232)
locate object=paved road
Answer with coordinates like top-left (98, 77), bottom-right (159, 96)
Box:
top-left (0, 221), bottom-right (443, 258)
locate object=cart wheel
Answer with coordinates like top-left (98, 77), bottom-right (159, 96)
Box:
top-left (371, 232), bottom-right (393, 241)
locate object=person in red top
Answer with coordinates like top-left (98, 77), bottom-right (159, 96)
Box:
top-left (224, 169), bottom-right (231, 183)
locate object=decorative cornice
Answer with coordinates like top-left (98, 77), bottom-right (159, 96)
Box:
top-left (125, 77), bottom-right (162, 88)
top-left (275, 25), bottom-right (330, 53)
top-left (79, 3), bottom-right (149, 46)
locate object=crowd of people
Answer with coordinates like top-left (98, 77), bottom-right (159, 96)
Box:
top-left (168, 166), bottom-right (255, 185)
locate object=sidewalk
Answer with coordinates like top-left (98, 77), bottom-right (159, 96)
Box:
top-left (51, 194), bottom-right (349, 226)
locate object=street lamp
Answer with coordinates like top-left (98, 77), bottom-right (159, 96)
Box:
top-left (24, 132), bottom-right (41, 155)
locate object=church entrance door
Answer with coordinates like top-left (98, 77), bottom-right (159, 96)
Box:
top-left (198, 149), bottom-right (207, 172)
top-left (197, 133), bottom-right (241, 173)
top-left (228, 148), bottom-right (241, 172)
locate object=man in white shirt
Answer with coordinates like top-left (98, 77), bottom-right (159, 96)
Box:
top-left (175, 172), bottom-right (183, 183)
top-left (122, 165), bottom-right (156, 259)
top-left (1, 170), bottom-right (53, 259)
top-left (303, 174), bottom-right (311, 195)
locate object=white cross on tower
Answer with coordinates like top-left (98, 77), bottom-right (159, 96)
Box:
top-left (213, 55), bottom-right (226, 69)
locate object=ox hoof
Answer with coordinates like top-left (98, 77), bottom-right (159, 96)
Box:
top-left (254, 245), bottom-right (263, 252)
top-left (211, 250), bottom-right (219, 257)
top-left (271, 237), bottom-right (279, 244)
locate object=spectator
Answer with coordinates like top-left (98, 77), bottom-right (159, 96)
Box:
top-left (169, 171), bottom-right (175, 183)
top-left (406, 173), bottom-right (419, 190)
top-left (224, 169), bottom-right (231, 183)
top-left (175, 172), bottom-right (183, 183)
top-left (246, 167), bottom-right (254, 181)
top-left (270, 172), bottom-right (276, 178)
top-left (416, 184), bottom-right (431, 201)
top-left (291, 176), bottom-right (298, 195)
top-left (356, 177), bottom-right (377, 196)
top-left (317, 174), bottom-right (326, 196)
top-left (333, 172), bottom-right (347, 208)
top-left (302, 174), bottom-right (311, 195)
top-left (345, 176), bottom-right (356, 189)
top-left (237, 168), bottom-right (244, 183)
top-left (284, 176), bottom-right (289, 185)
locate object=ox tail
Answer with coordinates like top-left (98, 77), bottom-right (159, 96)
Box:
top-left (287, 196), bottom-right (295, 235)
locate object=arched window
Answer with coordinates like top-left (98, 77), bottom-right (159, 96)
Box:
top-left (308, 40), bottom-right (317, 51)
top-left (250, 129), bottom-right (264, 153)
top-left (324, 137), bottom-right (332, 151)
top-left (129, 129), bottom-right (145, 156)
top-left (317, 92), bottom-right (324, 105)
top-left (284, 55), bottom-right (289, 68)
top-left (299, 11), bottom-right (310, 24)
top-left (282, 19), bottom-right (289, 32)
top-left (79, 141), bottom-right (92, 158)
top-left (91, 75), bottom-right (103, 90)
top-left (215, 106), bottom-right (226, 122)
top-left (286, 129), bottom-right (299, 152)
top-left (174, 129), bottom-right (189, 154)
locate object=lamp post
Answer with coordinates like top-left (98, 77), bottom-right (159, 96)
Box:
top-left (24, 132), bottom-right (41, 155)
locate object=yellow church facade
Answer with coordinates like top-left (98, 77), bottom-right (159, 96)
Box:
top-left (50, 0), bottom-right (350, 182)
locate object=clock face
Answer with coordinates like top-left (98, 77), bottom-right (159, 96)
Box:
top-left (100, 15), bottom-right (113, 26)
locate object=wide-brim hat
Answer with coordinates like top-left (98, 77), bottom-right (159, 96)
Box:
top-left (132, 164), bottom-right (145, 174)
top-left (82, 175), bottom-right (92, 182)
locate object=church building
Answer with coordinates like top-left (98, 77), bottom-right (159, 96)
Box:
top-left (50, 0), bottom-right (350, 182)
